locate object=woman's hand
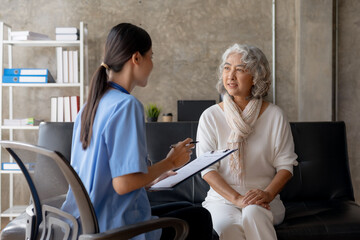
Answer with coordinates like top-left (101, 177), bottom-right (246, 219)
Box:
top-left (146, 170), bottom-right (177, 190)
top-left (165, 138), bottom-right (195, 170)
top-left (243, 189), bottom-right (272, 210)
top-left (233, 195), bottom-right (249, 209)
top-left (232, 192), bottom-right (270, 210)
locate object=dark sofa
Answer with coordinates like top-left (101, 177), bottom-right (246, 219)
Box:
top-left (2, 121), bottom-right (360, 240)
top-left (146, 121), bottom-right (360, 240)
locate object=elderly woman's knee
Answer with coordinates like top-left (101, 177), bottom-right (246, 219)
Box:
top-left (242, 205), bottom-right (272, 222)
top-left (216, 223), bottom-right (244, 239)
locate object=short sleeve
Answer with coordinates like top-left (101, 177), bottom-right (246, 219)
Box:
top-left (103, 98), bottom-right (148, 178)
top-left (196, 109), bottom-right (220, 177)
top-left (273, 112), bottom-right (298, 175)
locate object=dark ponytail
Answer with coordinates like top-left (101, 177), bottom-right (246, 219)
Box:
top-left (80, 23), bottom-right (152, 149)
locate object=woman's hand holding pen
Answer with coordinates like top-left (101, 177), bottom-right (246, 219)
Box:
top-left (146, 139), bottom-right (196, 190)
top-left (117, 139), bottom-right (194, 194)
top-left (166, 138), bottom-right (195, 170)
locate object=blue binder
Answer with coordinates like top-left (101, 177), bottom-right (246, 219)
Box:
top-left (4, 68), bottom-right (49, 76)
top-left (2, 74), bottom-right (55, 83)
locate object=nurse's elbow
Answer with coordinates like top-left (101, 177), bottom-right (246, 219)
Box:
top-left (112, 177), bottom-right (132, 195)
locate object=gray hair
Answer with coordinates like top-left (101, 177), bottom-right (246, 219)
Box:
top-left (216, 44), bottom-right (271, 99)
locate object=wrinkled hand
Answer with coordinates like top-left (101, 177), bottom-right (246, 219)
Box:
top-left (233, 195), bottom-right (249, 209)
top-left (242, 189), bottom-right (273, 210)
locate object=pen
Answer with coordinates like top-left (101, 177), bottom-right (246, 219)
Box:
top-left (169, 141), bottom-right (198, 149)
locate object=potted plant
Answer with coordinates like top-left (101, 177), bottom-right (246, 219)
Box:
top-left (145, 103), bottom-right (161, 122)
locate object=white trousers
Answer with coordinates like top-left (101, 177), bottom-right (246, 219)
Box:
top-left (203, 196), bottom-right (285, 240)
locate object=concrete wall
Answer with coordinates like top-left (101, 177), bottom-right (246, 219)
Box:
top-left (1, 0), bottom-right (360, 227)
top-left (0, 0), bottom-right (274, 123)
top-left (338, 0), bottom-right (360, 203)
top-left (295, 0), bottom-right (334, 121)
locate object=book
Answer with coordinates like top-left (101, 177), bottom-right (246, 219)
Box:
top-left (10, 31), bottom-right (49, 41)
top-left (11, 35), bottom-right (49, 41)
top-left (55, 27), bottom-right (79, 34)
top-left (51, 97), bottom-right (57, 122)
top-left (56, 34), bottom-right (78, 41)
top-left (149, 149), bottom-right (237, 191)
top-left (69, 51), bottom-right (74, 83)
top-left (2, 74), bottom-right (55, 83)
top-left (73, 50), bottom-right (79, 83)
top-left (3, 118), bottom-right (41, 126)
top-left (11, 31), bottom-right (48, 37)
top-left (56, 47), bottom-right (63, 83)
top-left (70, 96), bottom-right (80, 122)
top-left (64, 96), bottom-right (71, 122)
top-left (1, 162), bottom-right (35, 171)
top-left (57, 97), bottom-right (64, 122)
top-left (4, 68), bottom-right (48, 76)
top-left (3, 68), bottom-right (55, 84)
top-left (55, 49), bottom-right (78, 84)
top-left (63, 50), bottom-right (69, 83)
top-left (52, 96), bottom-right (79, 122)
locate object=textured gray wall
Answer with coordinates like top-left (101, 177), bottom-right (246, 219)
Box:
top-left (1, 0), bottom-right (360, 227)
top-left (338, 0), bottom-right (360, 203)
top-left (275, 0), bottom-right (297, 119)
top-left (0, 0), bottom-right (274, 121)
top-left (296, 0), bottom-right (333, 121)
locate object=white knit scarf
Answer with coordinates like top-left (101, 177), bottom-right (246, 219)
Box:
top-left (223, 93), bottom-right (263, 185)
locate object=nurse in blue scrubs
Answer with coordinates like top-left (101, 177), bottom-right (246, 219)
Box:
top-left (62, 23), bottom-right (213, 240)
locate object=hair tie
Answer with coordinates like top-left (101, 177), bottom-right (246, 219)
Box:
top-left (101, 62), bottom-right (110, 70)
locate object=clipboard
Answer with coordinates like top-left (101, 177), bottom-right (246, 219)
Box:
top-left (149, 148), bottom-right (237, 191)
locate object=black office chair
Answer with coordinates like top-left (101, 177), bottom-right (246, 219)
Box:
top-left (0, 141), bottom-right (189, 240)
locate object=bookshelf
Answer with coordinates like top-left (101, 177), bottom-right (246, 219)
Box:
top-left (0, 22), bottom-right (88, 226)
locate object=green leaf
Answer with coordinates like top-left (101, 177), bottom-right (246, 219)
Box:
top-left (145, 103), bottom-right (161, 118)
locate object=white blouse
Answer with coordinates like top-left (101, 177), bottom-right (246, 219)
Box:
top-left (196, 103), bottom-right (298, 202)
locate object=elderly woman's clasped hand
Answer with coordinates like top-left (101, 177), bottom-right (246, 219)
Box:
top-left (234, 189), bottom-right (273, 210)
top-left (244, 189), bottom-right (274, 210)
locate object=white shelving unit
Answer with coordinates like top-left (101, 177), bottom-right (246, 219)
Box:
top-left (0, 22), bottom-right (88, 226)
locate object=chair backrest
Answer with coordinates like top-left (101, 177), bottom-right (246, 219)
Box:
top-left (31, 122), bottom-right (74, 202)
top-left (0, 141), bottom-right (99, 240)
top-left (280, 121), bottom-right (354, 202)
top-left (37, 122), bottom-right (74, 161)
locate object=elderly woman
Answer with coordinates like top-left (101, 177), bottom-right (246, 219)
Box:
top-left (196, 44), bottom-right (298, 240)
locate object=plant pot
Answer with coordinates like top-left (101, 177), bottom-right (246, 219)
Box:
top-left (162, 113), bottom-right (173, 122)
top-left (147, 117), bottom-right (158, 122)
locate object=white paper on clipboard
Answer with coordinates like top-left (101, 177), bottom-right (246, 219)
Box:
top-left (149, 149), bottom-right (237, 191)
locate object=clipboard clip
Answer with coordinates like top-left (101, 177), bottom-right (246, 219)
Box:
top-left (210, 149), bottom-right (230, 154)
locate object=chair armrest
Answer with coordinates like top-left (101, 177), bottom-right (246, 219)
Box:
top-left (78, 217), bottom-right (188, 240)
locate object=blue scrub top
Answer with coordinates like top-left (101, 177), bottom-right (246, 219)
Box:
top-left (62, 89), bottom-right (160, 240)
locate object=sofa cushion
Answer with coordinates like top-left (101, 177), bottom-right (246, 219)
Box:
top-left (280, 122), bottom-right (354, 202)
top-left (276, 200), bottom-right (360, 240)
